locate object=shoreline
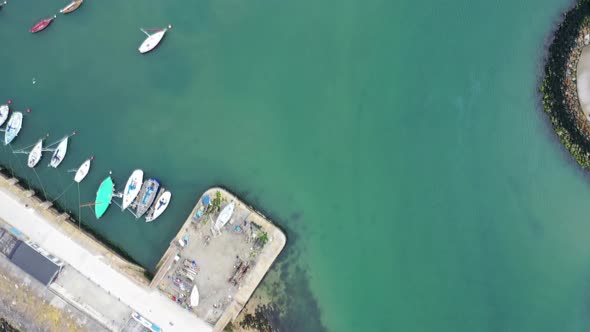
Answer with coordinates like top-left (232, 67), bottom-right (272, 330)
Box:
top-left (541, 0), bottom-right (590, 170)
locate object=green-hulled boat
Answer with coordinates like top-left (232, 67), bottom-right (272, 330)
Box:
top-left (95, 176), bottom-right (114, 219)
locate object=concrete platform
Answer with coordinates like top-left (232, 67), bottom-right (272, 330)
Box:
top-left (152, 188), bottom-right (287, 331)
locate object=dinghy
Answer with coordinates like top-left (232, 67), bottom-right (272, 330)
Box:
top-left (190, 285), bottom-right (199, 307)
top-left (122, 169), bottom-right (143, 210)
top-left (95, 176), bottom-right (114, 219)
top-left (30, 16), bottom-right (56, 33)
top-left (135, 178), bottom-right (160, 218)
top-left (138, 26), bottom-right (170, 54)
top-left (27, 140), bottom-right (43, 168)
top-left (48, 137), bottom-right (68, 168)
top-left (4, 112), bottom-right (22, 145)
top-left (0, 104), bottom-right (8, 127)
top-left (74, 159), bottom-right (91, 183)
top-left (145, 190), bottom-right (171, 222)
top-left (60, 0), bottom-right (83, 14)
top-left (214, 201), bottom-right (235, 231)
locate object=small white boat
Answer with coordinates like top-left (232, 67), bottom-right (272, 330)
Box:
top-left (4, 112), bottom-right (22, 145)
top-left (74, 159), bottom-right (91, 183)
top-left (122, 169), bottom-right (143, 210)
top-left (138, 27), bottom-right (169, 54)
top-left (27, 140), bottom-right (43, 168)
top-left (145, 190), bottom-right (171, 222)
top-left (214, 201), bottom-right (235, 231)
top-left (0, 104), bottom-right (9, 127)
top-left (190, 285), bottom-right (199, 307)
top-left (48, 137), bottom-right (68, 168)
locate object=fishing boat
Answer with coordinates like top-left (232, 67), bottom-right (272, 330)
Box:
top-left (48, 137), bottom-right (68, 168)
top-left (30, 15), bottom-right (56, 33)
top-left (27, 140), bottom-right (43, 168)
top-left (0, 1), bottom-right (7, 9)
top-left (74, 158), bottom-right (91, 183)
top-left (0, 104), bottom-right (8, 127)
top-left (4, 112), bottom-right (22, 145)
top-left (59, 0), bottom-right (83, 14)
top-left (145, 190), bottom-right (171, 222)
top-left (122, 169), bottom-right (143, 210)
top-left (134, 178), bottom-right (160, 218)
top-left (138, 26), bottom-right (170, 54)
top-left (95, 176), bottom-right (114, 219)
top-left (214, 201), bottom-right (235, 231)
top-left (190, 285), bottom-right (199, 307)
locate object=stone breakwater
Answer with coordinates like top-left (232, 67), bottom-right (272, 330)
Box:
top-left (541, 0), bottom-right (590, 169)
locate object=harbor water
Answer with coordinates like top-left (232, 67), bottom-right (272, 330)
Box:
top-left (1, 0), bottom-right (589, 331)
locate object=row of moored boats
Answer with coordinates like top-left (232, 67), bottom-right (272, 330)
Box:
top-left (96, 170), bottom-right (172, 223)
top-left (0, 101), bottom-right (170, 223)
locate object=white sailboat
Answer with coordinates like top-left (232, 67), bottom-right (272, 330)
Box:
top-left (74, 159), bottom-right (91, 183)
top-left (0, 104), bottom-right (9, 127)
top-left (48, 137), bottom-right (68, 168)
top-left (138, 26), bottom-right (170, 54)
top-left (27, 140), bottom-right (43, 168)
top-left (122, 169), bottom-right (143, 210)
top-left (4, 112), bottom-right (22, 145)
top-left (190, 285), bottom-right (199, 307)
top-left (145, 190), bottom-right (171, 222)
top-left (214, 201), bottom-right (235, 231)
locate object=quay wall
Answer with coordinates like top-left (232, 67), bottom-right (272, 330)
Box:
top-left (0, 167), bottom-right (150, 286)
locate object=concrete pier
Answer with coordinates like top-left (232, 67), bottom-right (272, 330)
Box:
top-left (152, 187), bottom-right (287, 332)
top-left (0, 167), bottom-right (285, 332)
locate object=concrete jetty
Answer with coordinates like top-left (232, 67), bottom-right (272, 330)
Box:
top-left (0, 164), bottom-right (285, 332)
top-left (152, 187), bottom-right (287, 331)
top-left (0, 171), bottom-right (212, 332)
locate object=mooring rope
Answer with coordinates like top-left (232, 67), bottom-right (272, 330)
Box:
top-left (52, 180), bottom-right (74, 203)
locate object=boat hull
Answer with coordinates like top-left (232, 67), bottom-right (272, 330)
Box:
top-left (135, 178), bottom-right (160, 218)
top-left (60, 0), bottom-right (83, 14)
top-left (214, 202), bottom-right (235, 230)
top-left (145, 191), bottom-right (171, 222)
top-left (122, 170), bottom-right (143, 210)
top-left (4, 112), bottom-right (22, 145)
top-left (30, 16), bottom-right (55, 33)
top-left (49, 137), bottom-right (68, 168)
top-left (0, 105), bottom-right (9, 127)
top-left (139, 30), bottom-right (166, 54)
top-left (74, 159), bottom-right (91, 183)
top-left (27, 140), bottom-right (43, 168)
top-left (95, 176), bottom-right (114, 219)
top-left (190, 285), bottom-right (199, 307)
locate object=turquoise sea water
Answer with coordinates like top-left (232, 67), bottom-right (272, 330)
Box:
top-left (3, 0), bottom-right (590, 331)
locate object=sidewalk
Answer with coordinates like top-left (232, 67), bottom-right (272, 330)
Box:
top-left (0, 185), bottom-right (212, 332)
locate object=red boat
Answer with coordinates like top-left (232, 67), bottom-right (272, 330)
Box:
top-left (29, 15), bottom-right (56, 33)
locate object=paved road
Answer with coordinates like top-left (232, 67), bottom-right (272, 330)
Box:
top-left (577, 45), bottom-right (590, 118)
top-left (0, 186), bottom-right (212, 332)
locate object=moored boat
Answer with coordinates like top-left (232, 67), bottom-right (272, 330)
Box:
top-left (48, 137), bottom-right (68, 168)
top-left (138, 26), bottom-right (170, 54)
top-left (190, 285), bottom-right (199, 307)
top-left (74, 158), bottom-right (91, 183)
top-left (0, 104), bottom-right (9, 127)
top-left (214, 201), bottom-right (235, 231)
top-left (30, 15), bottom-right (56, 33)
top-left (145, 190), bottom-right (171, 222)
top-left (59, 0), bottom-right (83, 14)
top-left (4, 112), bottom-right (22, 145)
top-left (122, 169), bottom-right (143, 210)
top-left (27, 140), bottom-right (43, 168)
top-left (134, 178), bottom-right (160, 218)
top-left (95, 176), bottom-right (114, 219)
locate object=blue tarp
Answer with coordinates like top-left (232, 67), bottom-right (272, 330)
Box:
top-left (202, 195), bottom-right (210, 206)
